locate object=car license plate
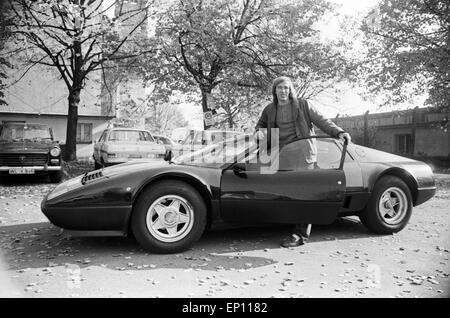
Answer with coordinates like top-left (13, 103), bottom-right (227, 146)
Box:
top-left (9, 167), bottom-right (35, 174)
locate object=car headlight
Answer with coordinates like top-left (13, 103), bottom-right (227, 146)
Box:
top-left (50, 147), bottom-right (61, 157)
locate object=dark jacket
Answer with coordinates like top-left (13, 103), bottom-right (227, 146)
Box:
top-left (255, 98), bottom-right (344, 163)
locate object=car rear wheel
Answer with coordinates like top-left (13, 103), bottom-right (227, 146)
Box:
top-left (131, 180), bottom-right (207, 253)
top-left (359, 175), bottom-right (412, 234)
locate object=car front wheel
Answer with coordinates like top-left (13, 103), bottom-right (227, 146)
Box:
top-left (359, 175), bottom-right (412, 234)
top-left (131, 180), bottom-right (207, 253)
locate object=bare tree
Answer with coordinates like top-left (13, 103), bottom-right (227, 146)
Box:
top-left (6, 0), bottom-right (155, 160)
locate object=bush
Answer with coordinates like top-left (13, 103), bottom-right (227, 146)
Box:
top-left (62, 160), bottom-right (94, 179)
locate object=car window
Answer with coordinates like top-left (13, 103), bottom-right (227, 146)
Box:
top-left (193, 131), bottom-right (205, 145)
top-left (99, 130), bottom-right (107, 142)
top-left (174, 136), bottom-right (251, 165)
top-left (182, 131), bottom-right (195, 144)
top-left (242, 137), bottom-right (347, 172)
top-left (140, 131), bottom-right (154, 142)
top-left (158, 137), bottom-right (171, 145)
top-left (160, 137), bottom-right (169, 144)
top-left (0, 124), bottom-right (52, 141)
top-left (210, 132), bottom-right (228, 144)
top-left (316, 139), bottom-right (351, 169)
top-left (109, 130), bottom-right (141, 142)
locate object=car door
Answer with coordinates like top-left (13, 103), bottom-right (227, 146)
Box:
top-left (220, 136), bottom-right (347, 225)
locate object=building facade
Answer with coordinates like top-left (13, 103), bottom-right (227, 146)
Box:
top-left (1, 0), bottom-right (150, 159)
top-left (332, 107), bottom-right (450, 166)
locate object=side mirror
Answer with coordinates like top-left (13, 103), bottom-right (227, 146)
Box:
top-left (164, 150), bottom-right (173, 162)
top-left (232, 163), bottom-right (247, 178)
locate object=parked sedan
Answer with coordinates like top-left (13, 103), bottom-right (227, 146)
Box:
top-left (171, 129), bottom-right (244, 157)
top-left (0, 122), bottom-right (63, 183)
top-left (153, 135), bottom-right (177, 152)
top-left (42, 135), bottom-right (436, 253)
top-left (93, 128), bottom-right (166, 169)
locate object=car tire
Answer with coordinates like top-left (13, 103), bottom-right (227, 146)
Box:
top-left (359, 175), bottom-right (412, 234)
top-left (131, 180), bottom-right (207, 254)
top-left (49, 170), bottom-right (63, 183)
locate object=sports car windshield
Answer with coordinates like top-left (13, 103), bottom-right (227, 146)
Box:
top-left (0, 124), bottom-right (52, 142)
top-left (173, 135), bottom-right (255, 166)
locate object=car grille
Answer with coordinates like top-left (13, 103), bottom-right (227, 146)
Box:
top-left (0, 153), bottom-right (49, 166)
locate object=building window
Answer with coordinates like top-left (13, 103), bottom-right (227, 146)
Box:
top-left (395, 134), bottom-right (412, 154)
top-left (77, 123), bottom-right (93, 143)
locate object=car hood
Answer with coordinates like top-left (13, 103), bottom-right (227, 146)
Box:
top-left (101, 159), bottom-right (169, 175)
top-left (0, 141), bottom-right (57, 152)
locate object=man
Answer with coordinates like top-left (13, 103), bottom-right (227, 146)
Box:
top-left (255, 76), bottom-right (351, 247)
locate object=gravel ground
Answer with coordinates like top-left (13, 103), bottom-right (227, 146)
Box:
top-left (0, 173), bottom-right (449, 298)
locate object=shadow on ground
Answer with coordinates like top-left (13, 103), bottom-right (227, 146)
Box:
top-left (0, 217), bottom-right (378, 273)
top-left (0, 175), bottom-right (56, 185)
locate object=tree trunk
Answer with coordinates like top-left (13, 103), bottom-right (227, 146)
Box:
top-left (201, 87), bottom-right (211, 130)
top-left (64, 39), bottom-right (83, 162)
top-left (64, 90), bottom-right (80, 161)
top-left (228, 113), bottom-right (234, 128)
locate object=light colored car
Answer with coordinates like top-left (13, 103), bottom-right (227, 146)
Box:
top-left (172, 129), bottom-right (244, 157)
top-left (93, 128), bottom-right (166, 169)
top-left (153, 135), bottom-right (177, 151)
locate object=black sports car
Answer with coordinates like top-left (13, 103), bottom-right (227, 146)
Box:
top-left (41, 135), bottom-right (436, 253)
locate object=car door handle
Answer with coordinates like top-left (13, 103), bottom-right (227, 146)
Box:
top-left (233, 164), bottom-right (247, 178)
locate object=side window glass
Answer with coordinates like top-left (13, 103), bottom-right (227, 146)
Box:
top-left (99, 131), bottom-right (107, 142)
top-left (144, 132), bottom-right (154, 142)
top-left (277, 139), bottom-right (315, 171)
top-left (193, 132), bottom-right (204, 145)
top-left (274, 138), bottom-right (347, 171)
top-left (316, 139), bottom-right (351, 169)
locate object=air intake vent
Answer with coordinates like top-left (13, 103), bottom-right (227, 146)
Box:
top-left (81, 170), bottom-right (103, 185)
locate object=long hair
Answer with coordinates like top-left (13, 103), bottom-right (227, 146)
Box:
top-left (271, 76), bottom-right (298, 107)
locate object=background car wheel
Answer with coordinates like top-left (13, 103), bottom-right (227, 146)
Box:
top-left (49, 170), bottom-right (63, 183)
top-left (359, 175), bottom-right (412, 234)
top-left (131, 180), bottom-right (207, 254)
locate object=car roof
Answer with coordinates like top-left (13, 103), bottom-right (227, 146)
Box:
top-left (107, 128), bottom-right (152, 132)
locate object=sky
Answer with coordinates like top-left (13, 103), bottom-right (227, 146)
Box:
top-left (179, 0), bottom-right (389, 129)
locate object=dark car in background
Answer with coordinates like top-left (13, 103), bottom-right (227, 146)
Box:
top-left (0, 122), bottom-right (63, 183)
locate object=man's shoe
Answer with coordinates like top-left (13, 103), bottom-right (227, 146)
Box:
top-left (281, 234), bottom-right (305, 248)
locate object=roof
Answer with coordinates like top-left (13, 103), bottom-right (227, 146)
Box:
top-left (105, 127), bottom-right (151, 132)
